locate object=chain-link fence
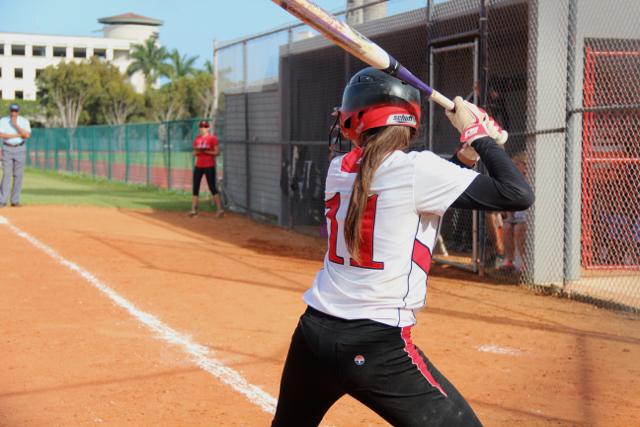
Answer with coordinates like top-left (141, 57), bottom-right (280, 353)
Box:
top-left (25, 1), bottom-right (639, 311)
top-left (214, 0), bottom-right (640, 311)
top-left (27, 119), bottom-right (218, 192)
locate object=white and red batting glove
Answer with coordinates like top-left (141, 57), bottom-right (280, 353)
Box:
top-left (445, 96), bottom-right (508, 164)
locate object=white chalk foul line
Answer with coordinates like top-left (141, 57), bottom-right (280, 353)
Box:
top-left (0, 216), bottom-right (277, 414)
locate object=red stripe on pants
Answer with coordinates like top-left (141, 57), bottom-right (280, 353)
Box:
top-left (401, 326), bottom-right (448, 397)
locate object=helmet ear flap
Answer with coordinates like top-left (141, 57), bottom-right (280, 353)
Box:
top-left (329, 110), bottom-right (351, 154)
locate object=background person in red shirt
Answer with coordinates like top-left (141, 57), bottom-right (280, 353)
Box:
top-left (189, 120), bottom-right (224, 217)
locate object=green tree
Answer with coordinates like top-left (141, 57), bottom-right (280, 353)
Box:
top-left (36, 60), bottom-right (101, 128)
top-left (145, 77), bottom-right (192, 122)
top-left (175, 65), bottom-right (234, 124)
top-left (165, 49), bottom-right (198, 80)
top-left (126, 38), bottom-right (170, 89)
top-left (203, 59), bottom-right (214, 74)
top-left (189, 72), bottom-right (215, 119)
top-left (90, 60), bottom-right (144, 125)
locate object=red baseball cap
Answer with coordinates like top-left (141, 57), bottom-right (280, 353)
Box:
top-left (198, 120), bottom-right (210, 128)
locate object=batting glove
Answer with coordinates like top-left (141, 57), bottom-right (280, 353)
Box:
top-left (446, 96), bottom-right (508, 163)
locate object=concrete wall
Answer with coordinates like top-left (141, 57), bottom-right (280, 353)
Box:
top-left (526, 0), bottom-right (570, 285)
top-left (103, 24), bottom-right (158, 41)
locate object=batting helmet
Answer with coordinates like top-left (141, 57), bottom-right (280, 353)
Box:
top-left (338, 67), bottom-right (421, 143)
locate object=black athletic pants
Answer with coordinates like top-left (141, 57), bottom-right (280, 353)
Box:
top-left (272, 307), bottom-right (482, 427)
top-left (192, 166), bottom-right (217, 196)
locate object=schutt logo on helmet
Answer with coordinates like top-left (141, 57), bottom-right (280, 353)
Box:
top-left (387, 114), bottom-right (417, 126)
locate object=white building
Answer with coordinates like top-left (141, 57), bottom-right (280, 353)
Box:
top-left (0, 13), bottom-right (162, 100)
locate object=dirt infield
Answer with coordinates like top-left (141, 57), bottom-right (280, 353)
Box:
top-left (1, 206), bottom-right (638, 426)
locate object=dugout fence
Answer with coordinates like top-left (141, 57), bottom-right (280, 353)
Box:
top-left (213, 0), bottom-right (640, 311)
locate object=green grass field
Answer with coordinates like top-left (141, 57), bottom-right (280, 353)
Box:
top-left (20, 168), bottom-right (193, 211)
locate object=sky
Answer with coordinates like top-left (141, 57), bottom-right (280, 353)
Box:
top-left (0, 0), bottom-right (347, 69)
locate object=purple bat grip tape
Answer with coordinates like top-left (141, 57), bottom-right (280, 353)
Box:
top-left (396, 66), bottom-right (434, 97)
top-left (384, 56), bottom-right (434, 97)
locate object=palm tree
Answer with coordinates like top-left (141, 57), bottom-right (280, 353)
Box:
top-left (203, 59), bottom-right (214, 74)
top-left (126, 38), bottom-right (170, 88)
top-left (165, 49), bottom-right (199, 80)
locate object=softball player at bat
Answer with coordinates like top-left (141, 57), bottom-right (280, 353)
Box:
top-left (272, 68), bottom-right (534, 426)
top-left (189, 120), bottom-right (224, 218)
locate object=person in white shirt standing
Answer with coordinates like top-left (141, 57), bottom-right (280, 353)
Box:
top-left (272, 68), bottom-right (534, 427)
top-left (0, 103), bottom-right (31, 207)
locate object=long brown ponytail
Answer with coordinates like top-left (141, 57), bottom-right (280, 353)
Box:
top-left (344, 126), bottom-right (412, 262)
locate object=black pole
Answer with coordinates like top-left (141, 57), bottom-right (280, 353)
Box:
top-left (287, 29), bottom-right (295, 229)
top-left (243, 41), bottom-right (251, 215)
top-left (477, 0), bottom-right (489, 276)
top-left (479, 0), bottom-right (489, 109)
top-left (425, 0), bottom-right (433, 150)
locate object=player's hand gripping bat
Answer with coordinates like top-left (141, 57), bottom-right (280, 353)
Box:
top-left (271, 0), bottom-right (508, 144)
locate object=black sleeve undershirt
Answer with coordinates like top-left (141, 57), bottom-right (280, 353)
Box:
top-left (447, 137), bottom-right (534, 211)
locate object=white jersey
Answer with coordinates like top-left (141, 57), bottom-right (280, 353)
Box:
top-left (304, 148), bottom-right (478, 327)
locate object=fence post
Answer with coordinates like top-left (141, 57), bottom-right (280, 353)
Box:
top-left (30, 133), bottom-right (35, 167)
top-left (26, 137), bottom-right (31, 167)
top-left (476, 0), bottom-right (489, 276)
top-left (425, 0), bottom-right (433, 151)
top-left (76, 128), bottom-right (82, 174)
top-left (285, 28), bottom-right (294, 228)
top-left (146, 123), bottom-right (151, 186)
top-left (243, 40), bottom-right (251, 214)
top-left (35, 136), bottom-right (39, 167)
top-left (54, 130), bottom-right (60, 171)
top-left (45, 129), bottom-right (49, 169)
top-left (91, 127), bottom-right (96, 177)
top-left (244, 98), bottom-right (251, 214)
top-left (125, 125), bottom-right (130, 183)
top-left (167, 122), bottom-right (172, 190)
top-left (563, 0), bottom-right (580, 283)
top-left (67, 129), bottom-right (72, 172)
top-left (108, 129), bottom-right (113, 180)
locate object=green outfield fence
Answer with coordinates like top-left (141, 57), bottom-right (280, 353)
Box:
top-left (27, 119), bottom-right (221, 192)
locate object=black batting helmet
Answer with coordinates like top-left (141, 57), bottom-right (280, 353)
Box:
top-left (338, 67), bottom-right (421, 143)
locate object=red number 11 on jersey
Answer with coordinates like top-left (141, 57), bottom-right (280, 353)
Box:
top-left (325, 193), bottom-right (384, 270)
